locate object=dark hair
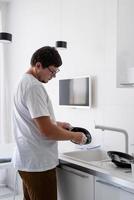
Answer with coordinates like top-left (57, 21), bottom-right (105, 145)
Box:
top-left (30, 46), bottom-right (62, 68)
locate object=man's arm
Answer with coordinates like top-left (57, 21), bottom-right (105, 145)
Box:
top-left (33, 116), bottom-right (86, 144)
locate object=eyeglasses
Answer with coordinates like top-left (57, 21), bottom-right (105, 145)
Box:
top-left (48, 67), bottom-right (60, 76)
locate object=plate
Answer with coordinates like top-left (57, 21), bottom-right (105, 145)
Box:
top-left (71, 127), bottom-right (92, 145)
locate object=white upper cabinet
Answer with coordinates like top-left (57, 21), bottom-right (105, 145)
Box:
top-left (117, 0), bottom-right (134, 87)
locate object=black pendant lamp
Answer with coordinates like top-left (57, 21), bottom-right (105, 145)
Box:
top-left (56, 40), bottom-right (67, 49)
top-left (0, 32), bottom-right (12, 43)
top-left (56, 0), bottom-right (67, 49)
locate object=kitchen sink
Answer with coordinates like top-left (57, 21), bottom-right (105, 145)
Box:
top-left (63, 148), bottom-right (109, 163)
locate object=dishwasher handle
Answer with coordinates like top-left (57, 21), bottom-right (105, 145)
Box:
top-left (60, 165), bottom-right (89, 178)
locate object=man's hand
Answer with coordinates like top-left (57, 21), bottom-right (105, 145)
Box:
top-left (71, 132), bottom-right (87, 145)
top-left (57, 121), bottom-right (87, 144)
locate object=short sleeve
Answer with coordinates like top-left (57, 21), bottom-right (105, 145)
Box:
top-left (25, 85), bottom-right (50, 118)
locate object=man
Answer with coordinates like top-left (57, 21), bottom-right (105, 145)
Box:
top-left (12, 46), bottom-right (87, 200)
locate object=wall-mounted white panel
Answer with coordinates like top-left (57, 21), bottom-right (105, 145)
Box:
top-left (117, 0), bottom-right (134, 87)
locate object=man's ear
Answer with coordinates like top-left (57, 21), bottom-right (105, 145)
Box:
top-left (36, 62), bottom-right (41, 69)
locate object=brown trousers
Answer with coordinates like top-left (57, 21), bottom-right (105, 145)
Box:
top-left (18, 168), bottom-right (57, 200)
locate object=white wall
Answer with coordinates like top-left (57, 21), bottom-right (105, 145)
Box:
top-left (4, 0), bottom-right (134, 153)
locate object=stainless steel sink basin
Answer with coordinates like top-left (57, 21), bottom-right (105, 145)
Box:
top-left (63, 148), bottom-right (109, 163)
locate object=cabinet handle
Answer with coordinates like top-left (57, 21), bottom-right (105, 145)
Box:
top-left (96, 180), bottom-right (120, 189)
top-left (61, 166), bottom-right (89, 178)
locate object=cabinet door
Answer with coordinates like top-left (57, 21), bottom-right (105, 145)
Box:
top-left (117, 0), bottom-right (134, 87)
top-left (95, 178), bottom-right (120, 200)
top-left (119, 187), bottom-right (134, 200)
top-left (57, 166), bottom-right (94, 200)
top-left (95, 177), bottom-right (134, 200)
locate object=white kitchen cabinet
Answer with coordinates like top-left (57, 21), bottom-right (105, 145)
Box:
top-left (95, 177), bottom-right (134, 200)
top-left (95, 177), bottom-right (120, 200)
top-left (117, 0), bottom-right (134, 87)
top-left (0, 162), bottom-right (16, 199)
top-left (119, 187), bottom-right (134, 200)
top-left (57, 165), bottom-right (94, 200)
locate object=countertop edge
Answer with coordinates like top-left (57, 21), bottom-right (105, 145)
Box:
top-left (58, 156), bottom-right (134, 192)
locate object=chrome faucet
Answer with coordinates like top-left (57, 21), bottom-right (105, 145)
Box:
top-left (95, 125), bottom-right (129, 153)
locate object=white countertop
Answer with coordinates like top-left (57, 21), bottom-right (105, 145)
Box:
top-left (58, 146), bottom-right (134, 191)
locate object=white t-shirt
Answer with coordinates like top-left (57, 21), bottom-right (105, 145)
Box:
top-left (12, 74), bottom-right (59, 172)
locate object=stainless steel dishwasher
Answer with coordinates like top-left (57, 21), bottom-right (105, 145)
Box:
top-left (57, 165), bottom-right (94, 200)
